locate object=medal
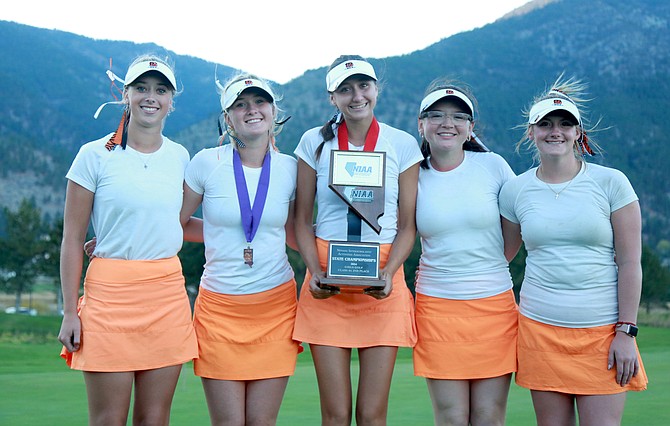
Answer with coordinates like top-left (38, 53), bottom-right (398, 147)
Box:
top-left (243, 245), bottom-right (254, 267)
top-left (233, 149), bottom-right (271, 267)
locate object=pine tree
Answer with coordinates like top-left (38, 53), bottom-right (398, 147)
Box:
top-left (0, 199), bottom-right (47, 312)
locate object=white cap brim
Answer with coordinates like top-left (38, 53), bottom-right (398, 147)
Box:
top-left (326, 60), bottom-right (377, 92)
top-left (123, 60), bottom-right (177, 90)
top-left (420, 88), bottom-right (474, 117)
top-left (218, 78), bottom-right (275, 111)
top-left (528, 97), bottom-right (580, 124)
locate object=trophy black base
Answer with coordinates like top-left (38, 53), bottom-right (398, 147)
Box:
top-left (319, 276), bottom-right (385, 293)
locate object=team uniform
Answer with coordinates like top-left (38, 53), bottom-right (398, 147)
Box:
top-left (413, 150), bottom-right (518, 379)
top-left (61, 134), bottom-right (198, 371)
top-left (292, 123), bottom-right (422, 348)
top-left (185, 143), bottom-right (300, 380)
top-left (499, 161), bottom-right (648, 394)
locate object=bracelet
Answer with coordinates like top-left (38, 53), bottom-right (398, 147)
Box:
top-left (616, 321), bottom-right (636, 326)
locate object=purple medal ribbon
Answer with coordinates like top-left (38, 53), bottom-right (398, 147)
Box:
top-left (233, 149), bottom-right (271, 245)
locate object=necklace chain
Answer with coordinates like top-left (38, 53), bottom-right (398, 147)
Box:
top-left (545, 179), bottom-right (574, 199)
top-left (132, 147), bottom-right (159, 169)
top-left (538, 164), bottom-right (580, 199)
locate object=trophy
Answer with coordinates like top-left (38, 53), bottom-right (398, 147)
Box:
top-left (319, 150), bottom-right (386, 291)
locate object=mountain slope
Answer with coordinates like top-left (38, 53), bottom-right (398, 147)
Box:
top-left (0, 0), bottom-right (668, 258)
top-left (271, 0), bottom-right (670, 255)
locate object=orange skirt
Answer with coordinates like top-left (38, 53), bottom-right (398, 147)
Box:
top-left (413, 290), bottom-right (518, 379)
top-left (193, 280), bottom-right (301, 381)
top-left (292, 238), bottom-right (417, 348)
top-left (517, 314), bottom-right (648, 394)
top-left (60, 256), bottom-right (198, 372)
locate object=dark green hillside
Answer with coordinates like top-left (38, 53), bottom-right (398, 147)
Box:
top-left (0, 0), bottom-right (669, 261)
top-left (274, 0), bottom-right (670, 258)
top-left (0, 21), bottom-right (232, 153)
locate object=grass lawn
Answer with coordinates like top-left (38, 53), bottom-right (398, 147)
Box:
top-left (0, 316), bottom-right (668, 425)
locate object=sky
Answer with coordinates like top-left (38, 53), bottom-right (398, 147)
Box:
top-left (3, 0), bottom-right (532, 84)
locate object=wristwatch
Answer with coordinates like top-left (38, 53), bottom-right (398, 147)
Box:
top-left (615, 323), bottom-right (638, 337)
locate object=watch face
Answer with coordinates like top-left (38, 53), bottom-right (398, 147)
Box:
top-left (616, 323), bottom-right (639, 337)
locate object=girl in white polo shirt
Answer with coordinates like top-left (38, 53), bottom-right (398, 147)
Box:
top-left (58, 54), bottom-right (198, 425)
top-left (180, 72), bottom-right (300, 425)
top-left (413, 78), bottom-right (519, 426)
top-left (292, 55), bottom-right (421, 425)
top-left (499, 74), bottom-right (648, 425)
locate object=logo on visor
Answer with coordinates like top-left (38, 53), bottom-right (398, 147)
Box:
top-left (446, 89), bottom-right (454, 94)
top-left (345, 62), bottom-right (354, 69)
top-left (554, 99), bottom-right (563, 105)
top-left (244, 80), bottom-right (254, 86)
top-left (149, 61), bottom-right (158, 68)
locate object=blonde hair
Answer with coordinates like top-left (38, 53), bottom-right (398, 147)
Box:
top-left (516, 73), bottom-right (603, 162)
top-left (122, 54), bottom-right (179, 117)
top-left (125, 54), bottom-right (179, 94)
top-left (219, 72), bottom-right (287, 151)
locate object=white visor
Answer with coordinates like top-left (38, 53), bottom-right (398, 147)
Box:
top-left (217, 78), bottom-right (275, 111)
top-left (326, 60), bottom-right (377, 92)
top-left (419, 88), bottom-right (474, 117)
top-left (124, 60), bottom-right (177, 90)
top-left (528, 96), bottom-right (580, 125)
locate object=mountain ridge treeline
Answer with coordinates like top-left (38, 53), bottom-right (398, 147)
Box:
top-left (0, 0), bottom-right (669, 263)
